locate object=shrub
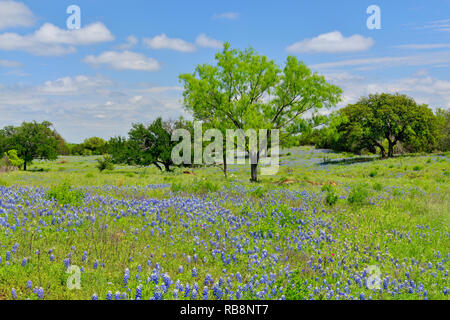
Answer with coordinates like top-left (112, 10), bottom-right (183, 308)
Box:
top-left (46, 183), bottom-right (85, 207)
top-left (249, 186), bottom-right (267, 198)
top-left (373, 182), bottom-right (383, 191)
top-left (96, 155), bottom-right (114, 172)
top-left (325, 190), bottom-right (339, 206)
top-left (348, 183), bottom-right (369, 205)
top-left (0, 150), bottom-right (24, 172)
top-left (369, 170), bottom-right (377, 177)
top-left (4, 150), bottom-right (24, 168)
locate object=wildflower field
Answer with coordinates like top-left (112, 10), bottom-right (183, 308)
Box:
top-left (0, 147), bottom-right (448, 300)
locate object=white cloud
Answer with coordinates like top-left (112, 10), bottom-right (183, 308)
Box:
top-left (129, 95), bottom-right (143, 103)
top-left (321, 70), bottom-right (450, 109)
top-left (33, 22), bottom-right (114, 45)
top-left (212, 12), bottom-right (239, 20)
top-left (135, 86), bottom-right (183, 93)
top-left (0, 75), bottom-right (187, 142)
top-left (195, 33), bottom-right (223, 49)
top-left (394, 43), bottom-right (450, 50)
top-left (0, 59), bottom-right (22, 67)
top-left (143, 34), bottom-right (196, 52)
top-left (118, 35), bottom-right (138, 50)
top-left (84, 51), bottom-right (161, 72)
top-left (420, 19), bottom-right (450, 32)
top-left (286, 31), bottom-right (374, 53)
top-left (0, 22), bottom-right (114, 56)
top-left (311, 50), bottom-right (450, 70)
top-left (0, 1), bottom-right (35, 30)
top-left (38, 75), bottom-right (114, 95)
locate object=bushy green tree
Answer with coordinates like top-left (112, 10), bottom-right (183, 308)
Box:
top-left (83, 137), bottom-right (107, 155)
top-left (128, 118), bottom-right (175, 171)
top-left (180, 43), bottom-right (342, 181)
top-left (2, 150), bottom-right (24, 168)
top-left (336, 93), bottom-right (438, 157)
top-left (435, 108), bottom-right (450, 151)
top-left (96, 155), bottom-right (115, 172)
top-left (108, 136), bottom-right (135, 165)
top-left (109, 118), bottom-right (191, 172)
top-left (9, 121), bottom-right (58, 170)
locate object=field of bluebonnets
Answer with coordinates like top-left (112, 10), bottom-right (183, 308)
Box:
top-left (0, 147), bottom-right (448, 300)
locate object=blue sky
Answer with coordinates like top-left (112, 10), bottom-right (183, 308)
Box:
top-left (0, 0), bottom-right (449, 142)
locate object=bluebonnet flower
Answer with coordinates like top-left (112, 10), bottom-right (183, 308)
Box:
top-left (150, 271), bottom-right (158, 284)
top-left (50, 254), bottom-right (55, 262)
top-left (92, 293), bottom-right (98, 300)
top-left (162, 273), bottom-right (171, 287)
top-left (123, 268), bottom-right (130, 286)
top-left (135, 285), bottom-right (142, 300)
top-left (106, 291), bottom-right (113, 300)
top-left (63, 258), bottom-right (70, 269)
top-left (11, 288), bottom-right (17, 299)
top-left (93, 260), bottom-right (99, 269)
top-left (192, 267), bottom-right (198, 278)
top-left (37, 287), bottom-right (44, 299)
top-left (184, 284), bottom-right (191, 297)
top-left (153, 290), bottom-right (162, 300)
top-left (21, 258), bottom-right (27, 266)
top-left (6, 251), bottom-right (10, 261)
top-left (114, 291), bottom-right (121, 300)
top-left (26, 280), bottom-right (32, 289)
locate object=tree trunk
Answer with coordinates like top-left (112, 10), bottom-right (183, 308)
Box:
top-left (250, 163), bottom-right (258, 182)
top-left (153, 162), bottom-right (162, 171)
top-left (388, 139), bottom-right (395, 158)
top-left (223, 154), bottom-right (227, 178)
top-left (23, 162), bottom-right (27, 171)
top-left (379, 146), bottom-right (386, 158)
top-left (163, 162), bottom-right (171, 172)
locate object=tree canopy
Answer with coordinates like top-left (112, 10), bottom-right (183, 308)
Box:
top-left (333, 93), bottom-right (439, 157)
top-left (109, 117), bottom-right (192, 171)
top-left (0, 121), bottom-right (59, 170)
top-left (179, 43), bottom-right (342, 181)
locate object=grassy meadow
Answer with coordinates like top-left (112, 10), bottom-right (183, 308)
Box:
top-left (0, 147), bottom-right (448, 300)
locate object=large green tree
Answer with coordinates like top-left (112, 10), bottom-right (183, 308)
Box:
top-left (337, 93), bottom-right (438, 157)
top-left (109, 118), bottom-right (182, 171)
top-left (10, 121), bottom-right (58, 170)
top-left (435, 108), bottom-right (450, 151)
top-left (179, 43), bottom-right (342, 181)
